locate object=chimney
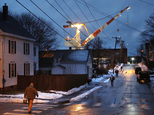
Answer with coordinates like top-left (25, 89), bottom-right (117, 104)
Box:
top-left (3, 3), bottom-right (8, 20)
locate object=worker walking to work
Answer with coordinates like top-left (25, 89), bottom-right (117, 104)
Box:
top-left (24, 83), bottom-right (38, 114)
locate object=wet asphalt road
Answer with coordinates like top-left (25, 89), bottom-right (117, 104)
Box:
top-left (1, 64), bottom-right (154, 115)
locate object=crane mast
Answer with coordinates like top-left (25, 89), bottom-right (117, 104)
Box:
top-left (63, 6), bottom-right (130, 48)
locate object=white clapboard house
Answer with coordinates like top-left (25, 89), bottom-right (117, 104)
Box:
top-left (0, 4), bottom-right (38, 90)
top-left (52, 50), bottom-right (93, 78)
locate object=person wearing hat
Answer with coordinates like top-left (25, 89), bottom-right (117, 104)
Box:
top-left (24, 83), bottom-right (38, 114)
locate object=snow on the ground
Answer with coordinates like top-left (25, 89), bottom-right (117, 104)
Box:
top-left (70, 86), bottom-right (102, 101)
top-left (49, 84), bottom-right (86, 95)
top-left (0, 65), bottom-right (126, 104)
top-left (0, 75), bottom-right (110, 104)
top-left (138, 62), bottom-right (148, 71)
top-left (150, 74), bottom-right (154, 77)
top-left (150, 77), bottom-right (154, 92)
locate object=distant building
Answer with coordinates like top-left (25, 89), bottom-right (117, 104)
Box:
top-left (39, 50), bottom-right (93, 78)
top-left (92, 49), bottom-right (127, 69)
top-left (149, 40), bottom-right (154, 62)
top-left (0, 4), bottom-right (38, 91)
top-left (38, 50), bottom-right (55, 74)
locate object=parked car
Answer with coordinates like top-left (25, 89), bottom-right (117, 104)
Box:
top-left (137, 71), bottom-right (150, 83)
top-left (135, 66), bottom-right (141, 74)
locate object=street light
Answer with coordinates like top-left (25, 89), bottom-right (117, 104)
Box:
top-left (131, 57), bottom-right (135, 64)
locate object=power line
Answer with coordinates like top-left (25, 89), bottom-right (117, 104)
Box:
top-left (138, 0), bottom-right (154, 7)
top-left (29, 0), bottom-right (74, 38)
top-left (75, 0), bottom-right (111, 41)
top-left (78, 0), bottom-right (143, 34)
top-left (82, 0), bottom-right (113, 40)
top-left (16, 0), bottom-right (78, 48)
top-left (83, 0), bottom-right (99, 28)
top-left (54, 0), bottom-right (73, 22)
top-left (62, 0), bottom-right (92, 38)
top-left (16, 0), bottom-right (64, 39)
top-left (63, 0), bottom-right (83, 23)
top-left (84, 11), bottom-right (119, 24)
top-left (74, 0), bottom-right (93, 33)
top-left (46, 0), bottom-right (68, 21)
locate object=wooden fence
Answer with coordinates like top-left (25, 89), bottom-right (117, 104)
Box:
top-left (17, 74), bottom-right (88, 91)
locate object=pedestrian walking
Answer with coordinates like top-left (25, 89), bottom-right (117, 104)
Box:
top-left (121, 66), bottom-right (123, 72)
top-left (110, 75), bottom-right (115, 87)
top-left (115, 70), bottom-right (119, 77)
top-left (24, 83), bottom-right (38, 114)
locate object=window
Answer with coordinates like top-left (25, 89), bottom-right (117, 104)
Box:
top-left (9, 63), bottom-right (16, 78)
top-left (34, 47), bottom-right (36, 56)
top-left (24, 63), bottom-right (30, 75)
top-left (24, 43), bottom-right (30, 55)
top-left (8, 40), bottom-right (16, 54)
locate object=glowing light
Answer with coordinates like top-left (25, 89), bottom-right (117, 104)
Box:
top-left (127, 7), bottom-right (131, 10)
top-left (74, 104), bottom-right (83, 111)
top-left (72, 23), bottom-right (82, 29)
top-left (131, 57), bottom-right (135, 61)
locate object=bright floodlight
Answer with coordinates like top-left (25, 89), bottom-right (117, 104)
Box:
top-left (73, 23), bottom-right (82, 29)
top-left (131, 57), bottom-right (135, 61)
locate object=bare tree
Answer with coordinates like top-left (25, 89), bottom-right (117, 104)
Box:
top-left (85, 36), bottom-right (104, 49)
top-left (141, 13), bottom-right (154, 43)
top-left (14, 13), bottom-right (59, 51)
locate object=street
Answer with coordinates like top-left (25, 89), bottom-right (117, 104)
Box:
top-left (1, 64), bottom-right (154, 115)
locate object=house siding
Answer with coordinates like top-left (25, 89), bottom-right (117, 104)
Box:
top-left (62, 63), bottom-right (87, 75)
top-left (0, 37), bottom-right (3, 87)
top-left (52, 66), bottom-right (64, 74)
top-left (0, 35), bottom-right (34, 88)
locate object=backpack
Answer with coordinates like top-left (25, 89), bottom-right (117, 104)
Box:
top-left (110, 76), bottom-right (115, 81)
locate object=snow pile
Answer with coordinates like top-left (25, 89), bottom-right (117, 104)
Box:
top-left (138, 62), bottom-right (148, 71)
top-left (50, 84), bottom-right (86, 95)
top-left (0, 84), bottom-right (88, 103)
top-left (70, 86), bottom-right (102, 101)
top-left (0, 91), bottom-right (63, 103)
top-left (104, 78), bottom-right (110, 83)
top-left (92, 77), bottom-right (104, 82)
top-left (114, 63), bottom-right (124, 71)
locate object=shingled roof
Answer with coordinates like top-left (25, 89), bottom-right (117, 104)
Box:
top-left (54, 50), bottom-right (90, 62)
top-left (0, 12), bottom-right (34, 39)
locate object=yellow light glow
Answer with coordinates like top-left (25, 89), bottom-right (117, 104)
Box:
top-left (74, 24), bottom-right (82, 29)
top-left (74, 104), bottom-right (83, 111)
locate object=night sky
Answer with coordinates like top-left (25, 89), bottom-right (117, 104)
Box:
top-left (0, 0), bottom-right (154, 56)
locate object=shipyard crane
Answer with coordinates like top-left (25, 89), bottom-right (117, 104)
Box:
top-left (63, 6), bottom-right (130, 48)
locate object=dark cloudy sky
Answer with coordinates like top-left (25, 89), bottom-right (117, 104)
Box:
top-left (0, 0), bottom-right (154, 56)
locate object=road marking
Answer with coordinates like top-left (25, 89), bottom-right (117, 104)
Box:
top-left (13, 109), bottom-right (27, 112)
top-left (93, 103), bottom-right (101, 106)
top-left (3, 112), bottom-right (35, 115)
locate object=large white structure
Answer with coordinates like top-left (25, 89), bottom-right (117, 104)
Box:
top-left (0, 4), bottom-right (38, 89)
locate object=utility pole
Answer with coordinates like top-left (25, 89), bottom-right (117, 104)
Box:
top-left (112, 36), bottom-right (121, 74)
top-left (120, 40), bottom-right (124, 63)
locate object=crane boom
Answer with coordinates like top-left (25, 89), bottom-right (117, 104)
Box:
top-left (81, 6), bottom-right (130, 46)
top-left (63, 6), bottom-right (130, 48)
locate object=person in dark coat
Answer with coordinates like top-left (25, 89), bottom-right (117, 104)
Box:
top-left (115, 70), bottom-right (119, 77)
top-left (24, 83), bottom-right (38, 114)
top-left (110, 75), bottom-right (115, 87)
